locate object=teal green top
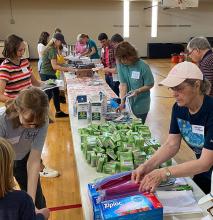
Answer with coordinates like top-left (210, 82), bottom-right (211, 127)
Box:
top-left (117, 59), bottom-right (154, 116)
top-left (87, 39), bottom-right (100, 59)
top-left (41, 46), bottom-right (57, 76)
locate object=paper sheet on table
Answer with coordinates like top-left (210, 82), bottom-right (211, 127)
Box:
top-left (157, 190), bottom-right (202, 215)
top-left (202, 215), bottom-right (213, 220)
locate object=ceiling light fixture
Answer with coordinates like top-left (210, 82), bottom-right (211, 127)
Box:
top-left (151, 0), bottom-right (158, 37)
top-left (123, 0), bottom-right (129, 38)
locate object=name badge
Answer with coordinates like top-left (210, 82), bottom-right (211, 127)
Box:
top-left (7, 136), bottom-right (20, 145)
top-left (131, 71), bottom-right (140, 79)
top-left (192, 125), bottom-right (204, 135)
top-left (21, 67), bottom-right (29, 73)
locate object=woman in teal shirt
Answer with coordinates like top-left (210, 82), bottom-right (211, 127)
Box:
top-left (115, 41), bottom-right (154, 123)
top-left (79, 34), bottom-right (100, 59)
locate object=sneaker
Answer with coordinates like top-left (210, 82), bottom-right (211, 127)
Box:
top-left (40, 167), bottom-right (59, 178)
top-left (55, 111), bottom-right (69, 118)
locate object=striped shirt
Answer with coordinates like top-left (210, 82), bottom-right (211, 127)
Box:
top-left (199, 50), bottom-right (213, 96)
top-left (0, 59), bottom-right (32, 98)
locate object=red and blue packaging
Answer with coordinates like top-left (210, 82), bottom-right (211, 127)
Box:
top-left (100, 193), bottom-right (163, 220)
top-left (88, 171), bottom-right (163, 220)
top-left (88, 183), bottom-right (102, 220)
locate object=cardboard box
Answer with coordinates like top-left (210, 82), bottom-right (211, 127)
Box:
top-left (88, 182), bottom-right (163, 220)
top-left (76, 69), bottom-right (93, 77)
top-left (77, 102), bottom-right (90, 120)
top-left (91, 102), bottom-right (102, 121)
top-left (100, 193), bottom-right (163, 220)
top-left (88, 183), bottom-right (102, 220)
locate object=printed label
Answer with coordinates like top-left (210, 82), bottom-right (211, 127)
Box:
top-left (21, 67), bottom-right (29, 73)
top-left (192, 125), bottom-right (204, 135)
top-left (131, 71), bottom-right (140, 79)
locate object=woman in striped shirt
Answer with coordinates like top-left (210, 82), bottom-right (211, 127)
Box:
top-left (0, 34), bottom-right (41, 103)
top-left (0, 34), bottom-right (59, 179)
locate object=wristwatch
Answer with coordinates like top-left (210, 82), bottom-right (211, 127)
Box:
top-left (164, 167), bottom-right (172, 180)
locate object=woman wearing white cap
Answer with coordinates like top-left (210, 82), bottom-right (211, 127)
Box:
top-left (132, 61), bottom-right (213, 194)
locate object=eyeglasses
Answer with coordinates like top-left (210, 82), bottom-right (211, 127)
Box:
top-left (187, 48), bottom-right (197, 56)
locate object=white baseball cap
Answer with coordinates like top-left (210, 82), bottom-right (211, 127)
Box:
top-left (159, 61), bottom-right (203, 87)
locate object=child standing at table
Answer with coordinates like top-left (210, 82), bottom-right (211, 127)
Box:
top-left (0, 137), bottom-right (49, 220)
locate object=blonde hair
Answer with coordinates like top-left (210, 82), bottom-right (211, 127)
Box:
top-left (6, 87), bottom-right (49, 128)
top-left (0, 138), bottom-right (15, 198)
top-left (46, 38), bottom-right (55, 48)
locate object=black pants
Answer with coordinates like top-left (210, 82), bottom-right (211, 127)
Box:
top-left (13, 153), bottom-right (46, 209)
top-left (135, 113), bottom-right (148, 124)
top-left (113, 81), bottom-right (120, 97)
top-left (193, 173), bottom-right (211, 194)
top-left (40, 74), bottom-right (61, 112)
top-left (105, 75), bottom-right (114, 90)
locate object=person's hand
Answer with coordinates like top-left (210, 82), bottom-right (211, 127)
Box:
top-left (67, 67), bottom-right (76, 72)
top-left (36, 208), bottom-right (50, 220)
top-left (103, 67), bottom-right (110, 74)
top-left (131, 89), bottom-right (140, 97)
top-left (138, 168), bottom-right (166, 192)
top-left (116, 103), bottom-right (125, 112)
top-left (131, 163), bottom-right (150, 184)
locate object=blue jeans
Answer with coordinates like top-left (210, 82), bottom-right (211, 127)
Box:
top-left (40, 74), bottom-right (61, 112)
top-left (38, 58), bottom-right (42, 74)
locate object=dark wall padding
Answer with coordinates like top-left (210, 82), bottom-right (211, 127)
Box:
top-left (147, 43), bottom-right (185, 58)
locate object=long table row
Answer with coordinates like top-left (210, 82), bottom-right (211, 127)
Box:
top-left (65, 72), bottom-right (213, 220)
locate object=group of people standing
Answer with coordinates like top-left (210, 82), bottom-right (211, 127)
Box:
top-left (0, 28), bottom-right (213, 220)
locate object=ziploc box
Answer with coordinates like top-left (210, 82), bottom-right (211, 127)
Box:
top-left (100, 193), bottom-right (163, 220)
top-left (88, 183), bottom-right (102, 220)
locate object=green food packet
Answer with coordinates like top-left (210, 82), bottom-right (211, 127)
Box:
top-left (96, 153), bottom-right (103, 166)
top-left (120, 160), bottom-right (134, 172)
top-left (80, 134), bottom-right (88, 143)
top-left (103, 162), bottom-right (117, 174)
top-left (102, 154), bottom-right (108, 163)
top-left (86, 151), bottom-right (94, 164)
top-left (108, 139), bottom-right (116, 149)
top-left (96, 157), bottom-right (105, 172)
top-left (106, 149), bottom-right (117, 160)
top-left (146, 147), bottom-right (155, 156)
top-left (134, 136), bottom-right (144, 147)
top-left (97, 138), bottom-right (104, 148)
top-left (91, 153), bottom-right (97, 167)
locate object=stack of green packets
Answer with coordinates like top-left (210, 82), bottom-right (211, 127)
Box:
top-left (79, 120), bottom-right (171, 174)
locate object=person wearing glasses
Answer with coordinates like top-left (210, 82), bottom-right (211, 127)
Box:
top-left (132, 61), bottom-right (213, 195)
top-left (187, 37), bottom-right (213, 96)
top-left (0, 87), bottom-right (49, 209)
top-left (0, 137), bottom-right (49, 220)
top-left (115, 41), bottom-right (154, 123)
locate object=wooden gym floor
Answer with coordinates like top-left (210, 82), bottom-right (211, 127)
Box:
top-left (30, 59), bottom-right (195, 220)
